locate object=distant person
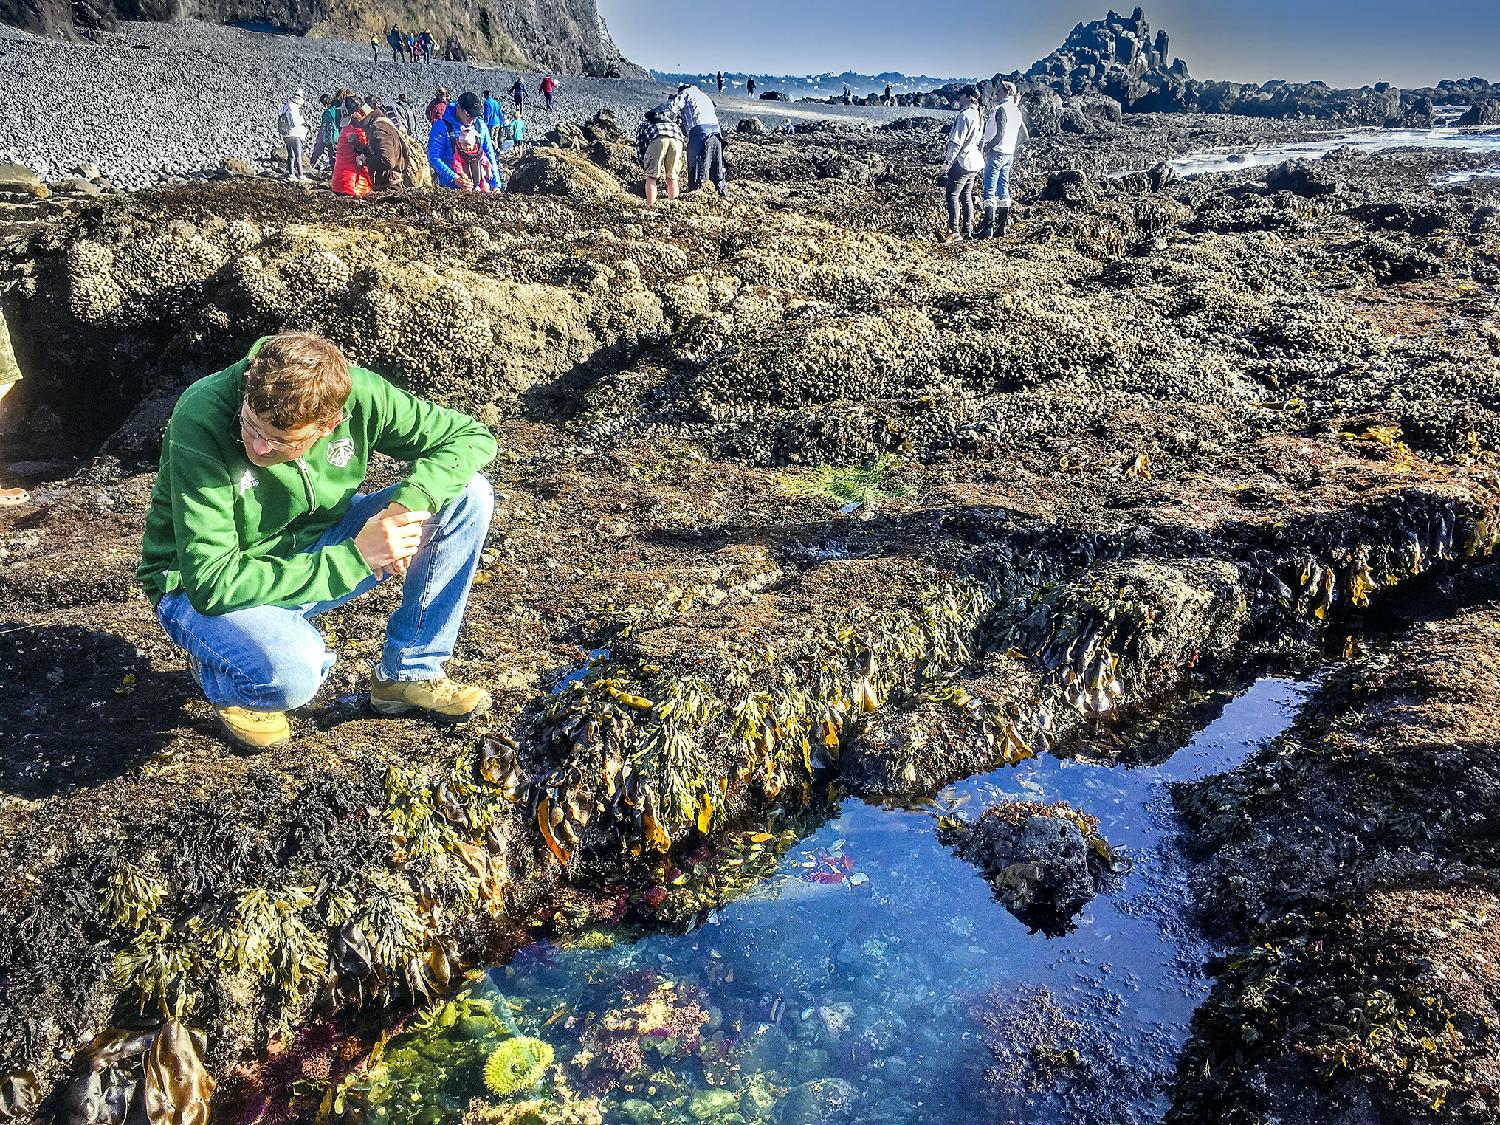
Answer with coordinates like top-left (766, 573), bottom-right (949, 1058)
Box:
top-left (510, 77), bottom-right (527, 111)
top-left (842, 83), bottom-right (851, 101)
top-left (507, 114), bottom-right (526, 151)
top-left (940, 85), bottom-right (984, 242)
top-left (309, 93), bottom-right (338, 170)
top-left (331, 98), bottom-right (375, 196)
top-left (782, 118), bottom-right (795, 135)
top-left (540, 74), bottom-right (557, 111)
top-left (482, 89), bottom-right (506, 148)
top-left (884, 82), bottom-right (893, 103)
top-left (429, 91), bottom-right (501, 191)
top-left (636, 102), bottom-right (684, 204)
top-left (0, 313), bottom-right (27, 507)
top-left (387, 24), bottom-right (403, 63)
top-left (716, 71), bottom-right (724, 94)
top-left (369, 33), bottom-right (379, 67)
top-left (979, 80), bottom-right (1028, 238)
top-left (278, 89), bottom-right (308, 180)
top-left (746, 76), bottom-right (756, 97)
top-left (671, 81), bottom-right (724, 194)
top-left (418, 30), bottom-right (432, 63)
top-left (406, 31), bottom-right (417, 62)
top-left (427, 86), bottom-right (450, 124)
top-left (137, 331), bottom-right (497, 752)
top-left (394, 92), bottom-right (418, 137)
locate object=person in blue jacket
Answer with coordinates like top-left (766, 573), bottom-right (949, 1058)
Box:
top-left (481, 89), bottom-right (507, 150)
top-left (427, 91), bottom-right (501, 190)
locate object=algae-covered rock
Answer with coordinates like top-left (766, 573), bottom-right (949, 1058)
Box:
top-left (945, 801), bottom-right (1118, 936)
top-left (508, 147), bottom-right (627, 198)
top-left (686, 1087), bottom-right (737, 1120)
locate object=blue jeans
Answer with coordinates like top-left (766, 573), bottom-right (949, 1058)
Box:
top-left (983, 151), bottom-right (1015, 207)
top-left (686, 124), bottom-right (722, 193)
top-left (156, 475), bottom-right (494, 711)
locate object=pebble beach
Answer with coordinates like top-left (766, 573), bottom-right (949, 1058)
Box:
top-left (0, 19), bottom-right (941, 190)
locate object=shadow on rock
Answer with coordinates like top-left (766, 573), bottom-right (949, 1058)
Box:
top-left (0, 623), bottom-right (185, 798)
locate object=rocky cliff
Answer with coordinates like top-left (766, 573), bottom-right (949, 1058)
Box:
top-left (1027, 6), bottom-right (1187, 95)
top-left (0, 0), bottom-right (644, 75)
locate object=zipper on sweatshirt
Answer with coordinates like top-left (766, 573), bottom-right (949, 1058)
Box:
top-left (294, 458), bottom-right (317, 513)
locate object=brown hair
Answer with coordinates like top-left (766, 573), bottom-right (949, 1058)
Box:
top-left (245, 333), bottom-right (351, 429)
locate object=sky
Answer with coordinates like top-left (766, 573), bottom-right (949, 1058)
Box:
top-left (597, 1), bottom-right (1499, 88)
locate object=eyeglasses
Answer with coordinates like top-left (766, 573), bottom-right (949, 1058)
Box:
top-left (239, 400), bottom-right (346, 454)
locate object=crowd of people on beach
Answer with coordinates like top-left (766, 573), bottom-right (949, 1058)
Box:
top-left (270, 71), bottom-right (1026, 241)
top-left (273, 81), bottom-right (542, 196)
top-left (272, 76), bottom-right (745, 203)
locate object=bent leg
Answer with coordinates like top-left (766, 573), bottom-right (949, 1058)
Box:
top-left (380, 473), bottom-right (494, 680)
top-left (156, 592), bottom-right (332, 711)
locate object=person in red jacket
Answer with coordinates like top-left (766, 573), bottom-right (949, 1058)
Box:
top-left (426, 86), bottom-right (450, 125)
top-left (331, 98), bottom-right (375, 197)
top-left (540, 74), bottom-right (557, 111)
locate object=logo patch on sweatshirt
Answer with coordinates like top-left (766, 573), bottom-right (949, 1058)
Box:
top-left (327, 438), bottom-right (356, 468)
top-left (238, 469), bottom-right (258, 495)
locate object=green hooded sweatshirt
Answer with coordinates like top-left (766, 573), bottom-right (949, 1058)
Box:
top-left (138, 340), bottom-right (498, 615)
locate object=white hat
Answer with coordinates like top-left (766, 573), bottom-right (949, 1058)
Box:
top-left (291, 89), bottom-right (304, 102)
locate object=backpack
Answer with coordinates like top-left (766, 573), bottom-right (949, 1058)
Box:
top-left (399, 128), bottom-right (432, 189)
top-left (277, 108), bottom-right (294, 137)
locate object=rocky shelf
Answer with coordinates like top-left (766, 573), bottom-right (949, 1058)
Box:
top-left (1, 94), bottom-right (1499, 1125)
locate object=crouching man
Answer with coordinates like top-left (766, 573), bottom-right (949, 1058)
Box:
top-left (138, 332), bottom-right (498, 752)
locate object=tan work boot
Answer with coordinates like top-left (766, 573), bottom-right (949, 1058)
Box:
top-left (0, 486), bottom-right (29, 507)
top-left (370, 673), bottom-right (492, 720)
top-left (214, 705), bottom-right (291, 752)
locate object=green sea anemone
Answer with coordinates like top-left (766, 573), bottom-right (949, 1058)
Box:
top-left (482, 1037), bottom-right (554, 1096)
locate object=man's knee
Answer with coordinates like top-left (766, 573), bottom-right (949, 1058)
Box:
top-left (246, 639), bottom-right (329, 710)
top-left (445, 473), bottom-right (495, 524)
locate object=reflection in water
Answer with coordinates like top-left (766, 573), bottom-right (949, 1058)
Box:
top-left (336, 679), bottom-right (1308, 1125)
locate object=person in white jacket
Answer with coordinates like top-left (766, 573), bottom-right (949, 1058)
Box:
top-left (940, 85), bottom-right (984, 242)
top-left (279, 90), bottom-right (309, 181)
top-left (980, 81), bottom-right (1028, 237)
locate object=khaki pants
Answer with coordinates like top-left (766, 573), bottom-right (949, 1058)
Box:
top-left (644, 136), bottom-right (685, 181)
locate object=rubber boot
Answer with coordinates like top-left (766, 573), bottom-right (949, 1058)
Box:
top-left (992, 206), bottom-right (1011, 239)
top-left (976, 205), bottom-right (996, 239)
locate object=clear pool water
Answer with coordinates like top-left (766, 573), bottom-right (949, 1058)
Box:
top-left (344, 678), bottom-right (1308, 1125)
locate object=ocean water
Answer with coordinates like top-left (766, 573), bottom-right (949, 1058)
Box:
top-left (340, 678), bottom-right (1309, 1125)
top-left (1170, 123), bottom-right (1500, 178)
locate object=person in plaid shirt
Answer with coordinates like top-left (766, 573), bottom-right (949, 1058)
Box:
top-left (636, 103), bottom-right (685, 205)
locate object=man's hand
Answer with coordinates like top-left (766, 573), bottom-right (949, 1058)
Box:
top-left (355, 504), bottom-right (432, 579)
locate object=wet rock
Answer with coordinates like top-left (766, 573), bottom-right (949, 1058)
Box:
top-left (1172, 609), bottom-right (1500, 1124)
top-left (780, 1077), bottom-right (858, 1125)
top-left (1265, 158), bottom-right (1344, 198)
top-left (735, 117), bottom-right (764, 135)
top-left (1457, 99), bottom-right (1500, 127)
top-left (945, 802), bottom-right (1117, 935)
top-left (214, 157), bottom-right (255, 180)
